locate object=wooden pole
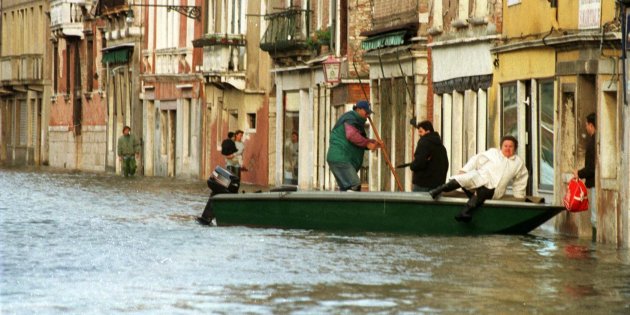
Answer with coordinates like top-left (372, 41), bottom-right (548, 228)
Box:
top-left (367, 116), bottom-right (404, 191)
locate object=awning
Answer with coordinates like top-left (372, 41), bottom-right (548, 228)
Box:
top-left (101, 44), bottom-right (134, 64)
top-left (361, 31), bottom-right (406, 51)
top-left (433, 74), bottom-right (493, 94)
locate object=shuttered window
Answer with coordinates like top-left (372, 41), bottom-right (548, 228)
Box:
top-left (19, 100), bottom-right (27, 146)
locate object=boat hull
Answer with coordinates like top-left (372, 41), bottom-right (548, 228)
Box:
top-left (210, 191), bottom-right (564, 235)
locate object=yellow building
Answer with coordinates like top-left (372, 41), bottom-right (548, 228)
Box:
top-left (0, 0), bottom-right (51, 166)
top-left (491, 1), bottom-right (624, 243)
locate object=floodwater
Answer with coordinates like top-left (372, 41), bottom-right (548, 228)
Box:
top-left (1, 167), bottom-right (629, 314)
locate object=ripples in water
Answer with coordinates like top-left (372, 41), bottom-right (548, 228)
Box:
top-left (1, 166), bottom-right (630, 314)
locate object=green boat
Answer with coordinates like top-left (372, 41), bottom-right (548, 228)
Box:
top-left (202, 190), bottom-right (564, 236)
top-left (198, 166), bottom-right (564, 235)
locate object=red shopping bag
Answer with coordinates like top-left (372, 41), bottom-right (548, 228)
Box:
top-left (563, 179), bottom-right (589, 212)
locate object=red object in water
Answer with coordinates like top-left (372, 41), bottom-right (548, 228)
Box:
top-left (563, 178), bottom-right (589, 212)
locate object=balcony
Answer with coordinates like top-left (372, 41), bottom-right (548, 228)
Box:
top-left (149, 48), bottom-right (193, 75)
top-left (259, 8), bottom-right (311, 60)
top-left (50, 0), bottom-right (88, 37)
top-left (193, 34), bottom-right (246, 73)
top-left (95, 0), bottom-right (126, 15)
top-left (0, 55), bottom-right (44, 85)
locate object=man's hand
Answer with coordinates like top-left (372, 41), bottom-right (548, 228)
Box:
top-left (366, 140), bottom-right (382, 151)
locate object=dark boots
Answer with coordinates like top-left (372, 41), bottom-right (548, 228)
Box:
top-left (429, 180), bottom-right (461, 200)
top-left (455, 195), bottom-right (481, 223)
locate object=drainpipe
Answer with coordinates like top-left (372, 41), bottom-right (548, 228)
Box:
top-left (620, 1), bottom-right (628, 106)
top-left (549, 0), bottom-right (559, 30)
top-left (619, 0), bottom-right (630, 247)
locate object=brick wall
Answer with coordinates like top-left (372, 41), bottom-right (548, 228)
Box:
top-left (372, 0), bottom-right (417, 29)
top-left (347, 0), bottom-right (372, 78)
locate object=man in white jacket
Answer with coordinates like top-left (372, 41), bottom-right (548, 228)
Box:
top-left (428, 135), bottom-right (529, 222)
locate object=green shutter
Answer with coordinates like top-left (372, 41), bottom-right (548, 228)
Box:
top-left (102, 48), bottom-right (130, 64)
top-left (361, 31), bottom-right (406, 51)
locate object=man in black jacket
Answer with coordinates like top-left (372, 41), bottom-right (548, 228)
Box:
top-left (410, 120), bottom-right (449, 192)
top-left (573, 112), bottom-right (596, 237)
top-left (221, 132), bottom-right (237, 173)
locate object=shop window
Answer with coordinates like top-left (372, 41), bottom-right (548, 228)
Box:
top-left (283, 91), bottom-right (300, 185)
top-left (538, 80), bottom-right (554, 191)
top-left (501, 83), bottom-right (518, 138)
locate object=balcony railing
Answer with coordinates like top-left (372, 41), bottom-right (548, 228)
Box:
top-left (0, 55), bottom-right (44, 83)
top-left (151, 48), bottom-right (193, 75)
top-left (50, 0), bottom-right (87, 37)
top-left (193, 34), bottom-right (246, 73)
top-left (260, 8), bottom-right (310, 53)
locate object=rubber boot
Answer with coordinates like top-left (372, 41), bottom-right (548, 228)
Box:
top-left (455, 195), bottom-right (478, 223)
top-left (462, 188), bottom-right (474, 198)
top-left (429, 179), bottom-right (461, 200)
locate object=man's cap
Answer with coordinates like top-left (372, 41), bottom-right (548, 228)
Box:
top-left (355, 100), bottom-right (373, 114)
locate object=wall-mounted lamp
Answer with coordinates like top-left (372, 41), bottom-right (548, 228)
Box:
top-left (323, 55), bottom-right (341, 84)
top-left (125, 9), bottom-right (134, 24)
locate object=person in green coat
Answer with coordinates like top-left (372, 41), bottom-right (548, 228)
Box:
top-left (326, 100), bottom-right (381, 191)
top-left (117, 126), bottom-right (141, 177)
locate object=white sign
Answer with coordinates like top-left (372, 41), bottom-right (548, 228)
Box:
top-left (579, 0), bottom-right (601, 30)
top-left (507, 0), bottom-right (521, 6)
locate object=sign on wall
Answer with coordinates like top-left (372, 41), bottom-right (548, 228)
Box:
top-left (579, 0), bottom-right (601, 30)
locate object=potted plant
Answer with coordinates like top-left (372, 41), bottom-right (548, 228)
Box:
top-left (306, 36), bottom-right (319, 51)
top-left (315, 27), bottom-right (331, 47)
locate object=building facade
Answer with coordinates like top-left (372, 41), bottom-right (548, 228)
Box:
top-left (492, 1), bottom-right (626, 243)
top-left (0, 0), bottom-right (51, 166)
top-left (48, 0), bottom-right (108, 171)
top-left (193, 0), bottom-right (271, 185)
top-left (361, 0), bottom-right (430, 192)
top-left (95, 0), bottom-right (143, 174)
top-left (137, 0), bottom-right (204, 179)
top-left (428, 0), bottom-right (501, 182)
top-left (262, 0), bottom-right (370, 191)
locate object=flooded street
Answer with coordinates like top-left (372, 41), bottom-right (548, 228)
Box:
top-left (1, 167), bottom-right (630, 314)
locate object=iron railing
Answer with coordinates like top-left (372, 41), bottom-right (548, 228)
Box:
top-left (260, 8), bottom-right (310, 52)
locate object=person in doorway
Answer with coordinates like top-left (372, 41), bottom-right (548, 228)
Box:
top-left (227, 130), bottom-right (245, 178)
top-left (428, 135), bottom-right (528, 222)
top-left (326, 100), bottom-right (382, 191)
top-left (221, 131), bottom-right (237, 165)
top-left (573, 112), bottom-right (597, 238)
top-left (284, 131), bottom-right (299, 185)
top-left (117, 126), bottom-right (141, 177)
top-left (410, 120), bottom-right (449, 192)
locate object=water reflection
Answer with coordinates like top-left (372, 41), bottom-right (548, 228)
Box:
top-left (1, 166), bottom-right (630, 314)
